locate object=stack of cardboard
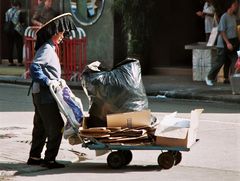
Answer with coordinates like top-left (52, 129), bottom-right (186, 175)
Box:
top-left (79, 127), bottom-right (151, 144)
top-left (68, 109), bottom-right (202, 148)
top-left (73, 110), bottom-right (156, 145)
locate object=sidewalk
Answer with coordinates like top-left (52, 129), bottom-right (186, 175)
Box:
top-left (0, 62), bottom-right (240, 104)
top-left (143, 75), bottom-right (240, 104)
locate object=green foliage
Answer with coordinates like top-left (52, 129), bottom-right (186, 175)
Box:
top-left (114, 0), bottom-right (155, 55)
top-left (115, 0), bottom-right (146, 33)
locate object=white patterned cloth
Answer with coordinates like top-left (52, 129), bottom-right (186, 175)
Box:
top-left (203, 2), bottom-right (215, 33)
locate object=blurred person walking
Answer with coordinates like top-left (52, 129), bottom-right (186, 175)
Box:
top-left (31, 0), bottom-right (58, 26)
top-left (4, 0), bottom-right (24, 66)
top-left (196, 0), bottom-right (216, 41)
top-left (205, 0), bottom-right (239, 86)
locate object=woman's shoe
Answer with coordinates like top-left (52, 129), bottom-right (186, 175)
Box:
top-left (8, 63), bottom-right (16, 66)
top-left (205, 77), bottom-right (213, 86)
top-left (223, 79), bottom-right (230, 84)
top-left (27, 157), bottom-right (43, 165)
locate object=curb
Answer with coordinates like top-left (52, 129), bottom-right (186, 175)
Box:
top-left (1, 76), bottom-right (240, 104)
top-left (0, 76), bottom-right (82, 90)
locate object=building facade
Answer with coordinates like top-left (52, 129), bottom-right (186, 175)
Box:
top-left (0, 0), bottom-right (205, 75)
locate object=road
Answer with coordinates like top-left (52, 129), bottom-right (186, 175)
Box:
top-left (1, 83), bottom-right (240, 113)
top-left (0, 83), bottom-right (240, 181)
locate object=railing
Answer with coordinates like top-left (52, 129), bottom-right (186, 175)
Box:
top-left (23, 26), bottom-right (87, 81)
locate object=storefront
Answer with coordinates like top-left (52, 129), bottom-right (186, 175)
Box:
top-left (0, 0), bottom-right (205, 75)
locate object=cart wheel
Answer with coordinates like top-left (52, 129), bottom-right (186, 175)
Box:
top-left (118, 150), bottom-right (133, 165)
top-left (168, 151), bottom-right (182, 166)
top-left (174, 151), bottom-right (182, 165)
top-left (107, 151), bottom-right (126, 169)
top-left (158, 152), bottom-right (175, 169)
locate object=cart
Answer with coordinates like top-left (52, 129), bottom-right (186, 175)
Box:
top-left (81, 137), bottom-right (198, 169)
top-left (50, 83), bottom-right (198, 170)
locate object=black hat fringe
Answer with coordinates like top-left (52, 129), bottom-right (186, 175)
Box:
top-left (35, 13), bottom-right (77, 51)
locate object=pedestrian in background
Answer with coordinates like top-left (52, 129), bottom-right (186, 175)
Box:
top-left (31, 0), bottom-right (58, 26)
top-left (196, 0), bottom-right (216, 41)
top-left (4, 0), bottom-right (24, 66)
top-left (205, 0), bottom-right (239, 86)
top-left (27, 13), bottom-right (76, 169)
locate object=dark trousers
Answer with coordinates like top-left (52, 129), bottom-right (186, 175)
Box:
top-left (29, 93), bottom-right (64, 161)
top-left (7, 30), bottom-right (23, 64)
top-left (208, 48), bottom-right (237, 80)
top-left (224, 58), bottom-right (231, 79)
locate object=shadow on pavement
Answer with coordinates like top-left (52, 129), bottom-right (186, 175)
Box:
top-left (0, 162), bottom-right (163, 177)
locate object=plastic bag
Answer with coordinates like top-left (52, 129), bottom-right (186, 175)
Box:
top-left (15, 22), bottom-right (25, 36)
top-left (51, 83), bottom-right (84, 139)
top-left (81, 58), bottom-right (148, 127)
top-left (235, 57), bottom-right (240, 71)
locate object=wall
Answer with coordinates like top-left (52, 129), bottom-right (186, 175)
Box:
top-left (64, 0), bottom-right (114, 68)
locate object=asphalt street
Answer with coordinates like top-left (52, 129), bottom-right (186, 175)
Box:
top-left (0, 84), bottom-right (240, 181)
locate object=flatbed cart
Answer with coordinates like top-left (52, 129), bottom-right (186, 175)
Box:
top-left (80, 137), bottom-right (198, 170)
top-left (50, 83), bottom-right (198, 170)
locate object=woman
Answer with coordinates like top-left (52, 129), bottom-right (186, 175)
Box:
top-left (196, 0), bottom-right (216, 41)
top-left (27, 13), bottom-right (76, 169)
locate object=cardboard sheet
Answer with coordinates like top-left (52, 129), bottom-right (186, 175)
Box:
top-left (155, 109), bottom-right (203, 148)
top-left (106, 110), bottom-right (151, 128)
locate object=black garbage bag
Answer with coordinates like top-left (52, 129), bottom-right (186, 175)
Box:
top-left (81, 58), bottom-right (148, 127)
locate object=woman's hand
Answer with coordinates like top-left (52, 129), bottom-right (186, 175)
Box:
top-left (196, 11), bottom-right (204, 17)
top-left (226, 42), bottom-right (233, 51)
